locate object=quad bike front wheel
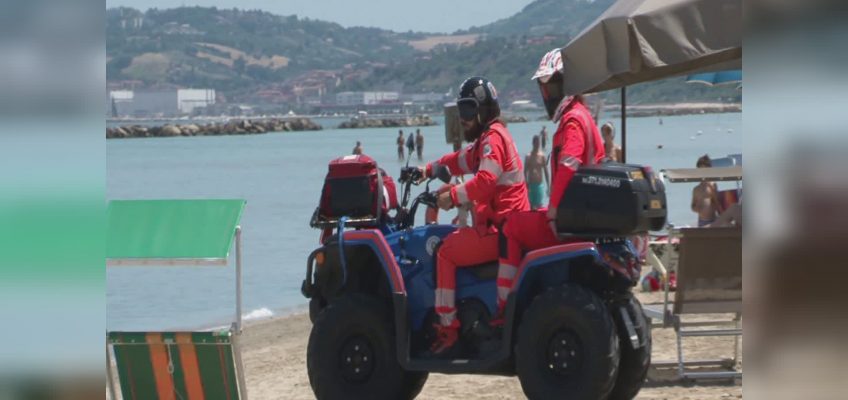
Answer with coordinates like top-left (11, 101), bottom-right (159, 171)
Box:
top-left (515, 284), bottom-right (620, 400)
top-left (307, 293), bottom-right (428, 400)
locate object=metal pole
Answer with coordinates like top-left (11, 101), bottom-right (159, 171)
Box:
top-left (106, 338), bottom-right (118, 400)
top-left (621, 86), bottom-right (627, 163)
top-left (235, 226), bottom-right (243, 333)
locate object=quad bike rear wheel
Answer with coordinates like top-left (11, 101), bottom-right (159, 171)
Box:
top-left (515, 284), bottom-right (620, 400)
top-left (307, 293), bottom-right (428, 400)
top-left (609, 295), bottom-right (652, 400)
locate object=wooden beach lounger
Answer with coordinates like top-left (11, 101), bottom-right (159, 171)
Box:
top-left (643, 227), bottom-right (742, 380)
top-left (106, 200), bottom-right (248, 399)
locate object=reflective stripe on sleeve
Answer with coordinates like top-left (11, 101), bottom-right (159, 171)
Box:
top-left (559, 154), bottom-right (580, 170)
top-left (497, 168), bottom-right (524, 185)
top-left (479, 157), bottom-right (503, 177)
top-left (455, 184), bottom-right (470, 204)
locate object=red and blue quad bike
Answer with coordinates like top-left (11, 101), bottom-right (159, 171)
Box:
top-left (302, 163), bottom-right (664, 400)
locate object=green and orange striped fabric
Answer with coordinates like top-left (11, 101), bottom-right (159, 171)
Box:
top-left (109, 331), bottom-right (241, 400)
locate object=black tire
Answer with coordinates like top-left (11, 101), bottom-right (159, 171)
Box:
top-left (308, 297), bottom-right (324, 323)
top-left (609, 296), bottom-right (652, 400)
top-left (307, 293), bottom-right (428, 400)
top-left (515, 284), bottom-right (620, 400)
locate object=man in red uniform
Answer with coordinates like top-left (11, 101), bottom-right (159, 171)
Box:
top-left (494, 49), bottom-right (605, 319)
top-left (421, 77), bottom-right (529, 354)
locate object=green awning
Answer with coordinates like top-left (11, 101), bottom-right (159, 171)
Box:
top-left (107, 199), bottom-right (245, 266)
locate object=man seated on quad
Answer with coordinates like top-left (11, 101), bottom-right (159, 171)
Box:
top-left (494, 49), bottom-right (606, 321)
top-left (419, 77), bottom-right (529, 355)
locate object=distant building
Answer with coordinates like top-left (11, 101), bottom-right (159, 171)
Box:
top-left (336, 91), bottom-right (400, 106)
top-left (107, 88), bottom-right (216, 117)
top-left (178, 89), bottom-right (216, 114)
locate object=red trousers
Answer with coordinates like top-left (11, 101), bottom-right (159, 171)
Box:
top-left (435, 226), bottom-right (498, 328)
top-left (497, 210), bottom-right (561, 311)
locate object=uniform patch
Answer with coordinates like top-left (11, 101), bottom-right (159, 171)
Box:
top-left (483, 144), bottom-right (493, 156)
top-left (426, 236), bottom-right (441, 256)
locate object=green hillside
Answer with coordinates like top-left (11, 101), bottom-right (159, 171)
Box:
top-left (106, 1), bottom-right (740, 106)
top-left (467, 0), bottom-right (614, 37)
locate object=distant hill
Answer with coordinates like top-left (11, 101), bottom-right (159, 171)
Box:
top-left (107, 7), bottom-right (423, 94)
top-left (106, 2), bottom-right (740, 108)
top-left (467, 0), bottom-right (615, 38)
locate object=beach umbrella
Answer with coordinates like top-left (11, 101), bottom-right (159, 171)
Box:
top-left (558, 0), bottom-right (742, 162)
top-left (686, 70), bottom-right (743, 86)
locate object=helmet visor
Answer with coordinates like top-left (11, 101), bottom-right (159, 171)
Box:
top-left (457, 98), bottom-right (478, 121)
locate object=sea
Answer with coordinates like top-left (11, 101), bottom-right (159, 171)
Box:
top-left (106, 111), bottom-right (741, 331)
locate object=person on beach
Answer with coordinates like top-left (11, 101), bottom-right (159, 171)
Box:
top-left (406, 131), bottom-right (415, 158)
top-left (418, 77), bottom-right (529, 355)
top-left (539, 125), bottom-right (548, 150)
top-left (352, 141), bottom-right (363, 155)
top-left (494, 48), bottom-right (605, 321)
top-left (415, 129), bottom-right (424, 160)
top-left (524, 135), bottom-right (549, 210)
top-left (397, 130), bottom-right (405, 160)
top-left (691, 154), bottom-right (721, 226)
top-left (601, 122), bottom-right (622, 162)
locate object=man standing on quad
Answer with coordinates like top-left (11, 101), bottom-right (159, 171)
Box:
top-left (494, 49), bottom-right (606, 319)
top-left (418, 77), bottom-right (529, 355)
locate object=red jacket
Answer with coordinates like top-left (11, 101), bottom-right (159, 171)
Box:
top-left (548, 101), bottom-right (606, 209)
top-left (427, 121), bottom-right (530, 231)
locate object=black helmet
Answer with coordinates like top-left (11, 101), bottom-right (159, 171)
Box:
top-left (457, 77), bottom-right (501, 129)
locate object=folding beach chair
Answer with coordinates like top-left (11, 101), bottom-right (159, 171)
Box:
top-left (643, 227), bottom-right (742, 380)
top-left (106, 199), bottom-right (248, 399)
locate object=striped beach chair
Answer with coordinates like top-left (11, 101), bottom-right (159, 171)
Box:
top-left (109, 331), bottom-right (243, 400)
top-left (107, 200), bottom-right (248, 399)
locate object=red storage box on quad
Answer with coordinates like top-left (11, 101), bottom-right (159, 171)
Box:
top-left (313, 154), bottom-right (397, 228)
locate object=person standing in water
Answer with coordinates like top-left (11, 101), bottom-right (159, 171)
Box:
top-left (352, 140), bottom-right (363, 155)
top-left (415, 129), bottom-right (424, 161)
top-left (539, 125), bottom-right (548, 150)
top-left (396, 130), bottom-right (405, 160)
top-left (406, 131), bottom-right (415, 158)
top-left (524, 135), bottom-right (549, 210)
top-left (601, 122), bottom-right (622, 162)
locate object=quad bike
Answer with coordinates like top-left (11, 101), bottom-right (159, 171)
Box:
top-left (302, 163), bottom-right (655, 400)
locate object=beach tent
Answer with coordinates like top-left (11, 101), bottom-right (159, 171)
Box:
top-left (106, 199), bottom-right (249, 400)
top-left (558, 0), bottom-right (742, 161)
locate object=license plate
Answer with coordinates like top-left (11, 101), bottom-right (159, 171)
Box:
top-left (650, 200), bottom-right (661, 209)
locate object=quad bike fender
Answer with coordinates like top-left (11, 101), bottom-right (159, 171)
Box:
top-left (509, 242), bottom-right (601, 297)
top-left (302, 229), bottom-right (406, 299)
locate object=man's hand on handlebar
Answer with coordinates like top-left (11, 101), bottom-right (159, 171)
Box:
top-left (415, 166), bottom-right (427, 184)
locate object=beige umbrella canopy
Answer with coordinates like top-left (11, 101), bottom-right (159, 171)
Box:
top-left (560, 0), bottom-right (742, 96)
top-left (555, 0), bottom-right (741, 162)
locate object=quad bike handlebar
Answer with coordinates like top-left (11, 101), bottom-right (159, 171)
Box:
top-left (396, 166), bottom-right (448, 229)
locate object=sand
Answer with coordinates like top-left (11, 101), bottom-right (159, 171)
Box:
top-left (239, 291), bottom-right (742, 399)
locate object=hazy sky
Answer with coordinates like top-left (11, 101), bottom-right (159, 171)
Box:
top-left (106, 0), bottom-right (537, 33)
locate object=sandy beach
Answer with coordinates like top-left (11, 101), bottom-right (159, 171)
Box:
top-left (238, 291), bottom-right (742, 399)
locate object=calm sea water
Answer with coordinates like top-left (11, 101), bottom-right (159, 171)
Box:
top-left (106, 112), bottom-right (742, 331)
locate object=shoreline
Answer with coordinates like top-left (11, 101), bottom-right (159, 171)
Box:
top-left (106, 102), bottom-right (742, 125)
